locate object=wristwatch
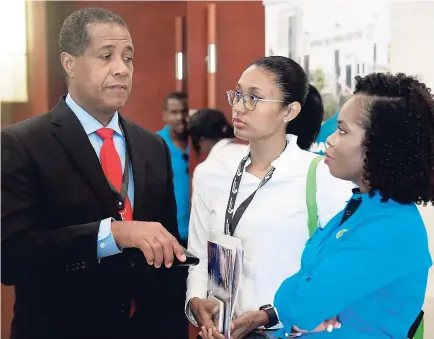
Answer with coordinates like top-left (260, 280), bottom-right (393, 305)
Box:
top-left (259, 304), bottom-right (279, 328)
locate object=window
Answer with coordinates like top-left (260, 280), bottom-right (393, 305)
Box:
top-left (0, 0), bottom-right (28, 102)
top-left (288, 16), bottom-right (296, 59)
top-left (304, 55), bottom-right (310, 76)
top-left (346, 65), bottom-right (352, 88)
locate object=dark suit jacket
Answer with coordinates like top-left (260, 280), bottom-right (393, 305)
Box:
top-left (1, 98), bottom-right (188, 339)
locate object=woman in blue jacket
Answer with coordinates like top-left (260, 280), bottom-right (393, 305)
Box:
top-left (266, 73), bottom-right (433, 338)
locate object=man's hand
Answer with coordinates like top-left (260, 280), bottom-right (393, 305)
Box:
top-left (111, 221), bottom-right (186, 268)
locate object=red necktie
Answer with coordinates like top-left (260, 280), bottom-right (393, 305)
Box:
top-left (96, 127), bottom-right (135, 316)
top-left (96, 128), bottom-right (133, 221)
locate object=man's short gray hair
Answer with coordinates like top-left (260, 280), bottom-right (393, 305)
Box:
top-left (59, 7), bottom-right (128, 56)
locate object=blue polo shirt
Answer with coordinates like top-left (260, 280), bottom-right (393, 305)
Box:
top-left (157, 125), bottom-right (190, 240)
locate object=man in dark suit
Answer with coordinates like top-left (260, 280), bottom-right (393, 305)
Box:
top-left (1, 8), bottom-right (188, 339)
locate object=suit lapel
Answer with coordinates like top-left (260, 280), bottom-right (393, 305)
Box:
top-left (119, 115), bottom-right (146, 217)
top-left (50, 98), bottom-right (119, 218)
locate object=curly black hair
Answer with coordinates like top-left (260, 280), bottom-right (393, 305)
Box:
top-left (354, 73), bottom-right (434, 205)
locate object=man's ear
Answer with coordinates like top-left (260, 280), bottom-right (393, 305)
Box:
top-left (283, 101), bottom-right (302, 123)
top-left (162, 110), bottom-right (168, 123)
top-left (60, 52), bottom-right (76, 79)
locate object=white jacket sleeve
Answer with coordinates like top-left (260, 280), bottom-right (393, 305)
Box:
top-left (185, 166), bottom-right (212, 326)
top-left (315, 160), bottom-right (353, 227)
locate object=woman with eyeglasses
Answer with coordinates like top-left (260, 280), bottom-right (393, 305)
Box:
top-left (185, 56), bottom-right (353, 339)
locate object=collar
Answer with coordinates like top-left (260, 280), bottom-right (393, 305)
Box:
top-left (243, 134), bottom-right (299, 169)
top-left (65, 93), bottom-right (123, 136)
top-left (158, 125), bottom-right (189, 155)
top-left (207, 138), bottom-right (234, 159)
top-left (159, 124), bottom-right (170, 138)
top-left (351, 188), bottom-right (395, 205)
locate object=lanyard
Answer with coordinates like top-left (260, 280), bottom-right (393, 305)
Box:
top-left (224, 141), bottom-right (288, 236)
top-left (105, 122), bottom-right (130, 215)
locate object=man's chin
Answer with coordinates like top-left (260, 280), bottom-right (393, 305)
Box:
top-left (174, 128), bottom-right (188, 140)
top-left (173, 124), bottom-right (186, 133)
top-left (105, 99), bottom-right (128, 112)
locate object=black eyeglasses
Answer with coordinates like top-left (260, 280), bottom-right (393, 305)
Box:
top-left (226, 90), bottom-right (284, 111)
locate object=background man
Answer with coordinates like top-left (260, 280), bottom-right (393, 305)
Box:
top-left (157, 92), bottom-right (190, 245)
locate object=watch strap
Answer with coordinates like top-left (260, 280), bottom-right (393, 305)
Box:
top-left (259, 304), bottom-right (278, 328)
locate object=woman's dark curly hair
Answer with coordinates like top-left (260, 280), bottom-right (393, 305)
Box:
top-left (354, 73), bottom-right (434, 205)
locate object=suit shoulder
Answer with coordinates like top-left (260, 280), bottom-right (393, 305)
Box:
top-left (2, 112), bottom-right (51, 138)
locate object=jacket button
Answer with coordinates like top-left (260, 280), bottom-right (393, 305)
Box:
top-left (76, 263), bottom-right (81, 270)
top-left (305, 277), bottom-right (311, 281)
top-left (120, 304), bottom-right (127, 313)
top-left (81, 262), bottom-right (86, 268)
top-left (130, 259), bottom-right (135, 267)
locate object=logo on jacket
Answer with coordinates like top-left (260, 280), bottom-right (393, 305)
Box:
top-left (336, 229), bottom-right (347, 239)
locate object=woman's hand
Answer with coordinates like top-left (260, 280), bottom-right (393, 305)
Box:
top-left (230, 310), bottom-right (269, 339)
top-left (199, 326), bottom-right (224, 339)
top-left (190, 297), bottom-right (219, 329)
top-left (312, 318), bottom-right (341, 332)
top-left (292, 317), bottom-right (341, 334)
top-left (190, 298), bottom-right (225, 339)
top-left (199, 310), bottom-right (268, 339)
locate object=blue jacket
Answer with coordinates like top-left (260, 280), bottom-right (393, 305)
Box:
top-left (274, 190), bottom-right (432, 339)
top-left (157, 126), bottom-right (190, 240)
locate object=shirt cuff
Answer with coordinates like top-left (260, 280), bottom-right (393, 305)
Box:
top-left (185, 298), bottom-right (199, 327)
top-left (97, 218), bottom-right (122, 259)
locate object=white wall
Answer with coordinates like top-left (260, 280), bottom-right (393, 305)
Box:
top-left (264, 0), bottom-right (392, 94)
top-left (389, 1), bottom-right (434, 88)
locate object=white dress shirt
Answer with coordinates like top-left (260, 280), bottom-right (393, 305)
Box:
top-left (185, 134), bottom-right (353, 326)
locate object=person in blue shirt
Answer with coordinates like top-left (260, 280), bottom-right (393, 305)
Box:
top-left (310, 113), bottom-right (339, 155)
top-left (157, 92), bottom-right (190, 244)
top-left (267, 73), bottom-right (433, 339)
